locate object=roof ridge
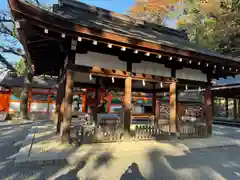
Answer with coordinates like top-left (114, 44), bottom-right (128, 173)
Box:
top-left (58, 0), bottom-right (135, 23)
top-left (57, 0), bottom-right (188, 40)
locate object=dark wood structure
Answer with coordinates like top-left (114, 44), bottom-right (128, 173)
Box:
top-left (8, 0), bottom-right (240, 142)
top-left (212, 83), bottom-right (240, 120)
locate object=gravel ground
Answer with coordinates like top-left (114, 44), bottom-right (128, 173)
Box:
top-left (212, 124), bottom-right (240, 139)
top-left (1, 122), bottom-right (240, 180)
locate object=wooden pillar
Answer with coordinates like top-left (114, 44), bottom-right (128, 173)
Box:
top-left (28, 88), bottom-right (32, 113)
top-left (234, 98), bottom-right (237, 120)
top-left (152, 83), bottom-right (157, 125)
top-left (169, 81), bottom-right (177, 133)
top-left (204, 87), bottom-right (212, 136)
top-left (55, 84), bottom-right (60, 133)
top-left (56, 90), bottom-right (62, 133)
top-left (94, 78), bottom-right (100, 125)
top-left (107, 92), bottom-right (112, 113)
top-left (84, 92), bottom-right (88, 113)
top-left (238, 99), bottom-right (240, 119)
top-left (47, 89), bottom-right (51, 114)
top-left (61, 71), bottom-right (74, 143)
top-left (124, 77), bottom-right (132, 134)
top-left (156, 98), bottom-right (160, 125)
top-left (81, 92), bottom-right (86, 112)
top-left (7, 89), bottom-right (11, 113)
top-left (225, 97), bottom-right (229, 118)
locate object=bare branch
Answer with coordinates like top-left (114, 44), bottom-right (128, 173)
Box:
top-left (0, 12), bottom-right (18, 41)
top-left (35, 0), bottom-right (40, 6)
top-left (0, 45), bottom-right (25, 58)
top-left (0, 11), bottom-right (14, 24)
top-left (0, 68), bottom-right (9, 74)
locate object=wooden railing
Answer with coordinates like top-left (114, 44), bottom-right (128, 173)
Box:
top-left (73, 114), bottom-right (208, 145)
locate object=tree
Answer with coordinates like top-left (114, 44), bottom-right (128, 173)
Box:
top-left (15, 58), bottom-right (26, 75)
top-left (0, 54), bottom-right (16, 73)
top-left (176, 0), bottom-right (240, 56)
top-left (129, 0), bottom-right (240, 57)
top-left (129, 0), bottom-right (184, 25)
top-left (0, 0), bottom-right (51, 119)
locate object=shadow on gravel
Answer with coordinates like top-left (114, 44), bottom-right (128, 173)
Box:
top-left (120, 162), bottom-right (146, 180)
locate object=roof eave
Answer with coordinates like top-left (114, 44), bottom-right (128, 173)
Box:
top-left (8, 0), bottom-right (240, 68)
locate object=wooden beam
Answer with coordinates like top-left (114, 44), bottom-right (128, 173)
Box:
top-left (169, 81), bottom-right (177, 133)
top-left (204, 86), bottom-right (212, 136)
top-left (74, 82), bottom-right (156, 92)
top-left (82, 92), bottom-right (87, 113)
top-left (124, 77), bottom-right (132, 135)
top-left (175, 87), bottom-right (179, 132)
top-left (238, 99), bottom-right (240, 119)
top-left (74, 82), bottom-right (100, 88)
top-left (68, 64), bottom-right (175, 83)
top-left (94, 77), bottom-right (100, 125)
top-left (156, 99), bottom-right (160, 125)
top-left (152, 83), bottom-right (157, 125)
top-left (107, 92), bottom-right (112, 113)
top-left (28, 88), bottom-right (32, 113)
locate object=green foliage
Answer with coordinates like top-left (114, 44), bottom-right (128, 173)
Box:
top-left (175, 0), bottom-right (240, 57)
top-left (129, 0), bottom-right (181, 25)
top-left (15, 58), bottom-right (25, 76)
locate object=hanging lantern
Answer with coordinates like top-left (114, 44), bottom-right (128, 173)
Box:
top-left (160, 81), bottom-right (163, 88)
top-left (89, 73), bottom-right (92, 81)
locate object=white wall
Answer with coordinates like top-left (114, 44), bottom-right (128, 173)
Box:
top-left (75, 53), bottom-right (207, 82)
top-left (176, 68), bottom-right (207, 82)
top-left (75, 52), bottom-right (127, 71)
top-left (132, 61), bottom-right (171, 77)
top-left (9, 102), bottom-right (20, 112)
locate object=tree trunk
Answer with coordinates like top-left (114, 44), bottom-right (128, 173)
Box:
top-left (20, 62), bottom-right (33, 120)
top-left (20, 87), bottom-right (29, 120)
top-left (56, 115), bottom-right (62, 133)
top-left (61, 100), bottom-right (72, 143)
top-left (60, 71), bottom-right (73, 144)
top-left (56, 104), bottom-right (62, 134)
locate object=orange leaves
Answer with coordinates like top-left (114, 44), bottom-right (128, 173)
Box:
top-left (129, 0), bottom-right (183, 20)
top-left (176, 19), bottom-right (186, 26)
top-left (199, 0), bottom-right (221, 15)
top-left (130, 0), bottom-right (146, 15)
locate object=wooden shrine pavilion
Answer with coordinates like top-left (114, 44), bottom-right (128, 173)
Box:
top-left (8, 0), bottom-right (240, 142)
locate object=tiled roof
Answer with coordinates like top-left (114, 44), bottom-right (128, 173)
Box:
top-left (52, 0), bottom-right (238, 62)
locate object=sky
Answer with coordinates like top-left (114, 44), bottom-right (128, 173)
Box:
top-left (0, 0), bottom-right (176, 64)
